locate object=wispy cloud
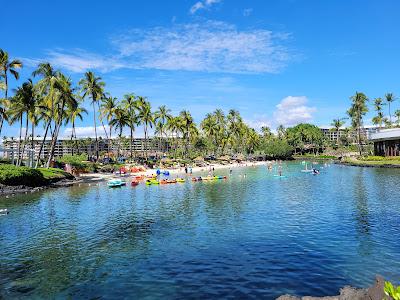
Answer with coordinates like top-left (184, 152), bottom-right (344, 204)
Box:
top-left (112, 21), bottom-right (292, 74)
top-left (273, 96), bottom-right (316, 126)
top-left (190, 0), bottom-right (222, 14)
top-left (28, 21), bottom-right (293, 74)
top-left (243, 8), bottom-right (253, 17)
top-left (245, 114), bottom-right (272, 131)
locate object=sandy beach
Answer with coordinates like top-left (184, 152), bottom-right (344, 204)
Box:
top-left (77, 161), bottom-right (267, 183)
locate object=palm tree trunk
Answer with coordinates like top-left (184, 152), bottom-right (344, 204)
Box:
top-left (109, 125), bottom-right (112, 157)
top-left (31, 121), bottom-right (35, 167)
top-left (97, 103), bottom-right (110, 155)
top-left (70, 121), bottom-right (75, 156)
top-left (118, 128), bottom-right (122, 158)
top-left (92, 101), bottom-right (99, 160)
top-left (16, 117), bottom-right (23, 166)
top-left (19, 115), bottom-right (29, 166)
top-left (46, 99), bottom-right (66, 168)
top-left (130, 127), bottom-right (133, 159)
top-left (0, 75), bottom-right (8, 138)
top-left (35, 121), bottom-right (51, 168)
top-left (336, 128), bottom-right (339, 147)
top-left (144, 125), bottom-right (148, 159)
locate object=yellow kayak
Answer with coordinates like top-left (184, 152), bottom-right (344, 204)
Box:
top-left (146, 179), bottom-right (160, 185)
top-left (176, 178), bottom-right (185, 183)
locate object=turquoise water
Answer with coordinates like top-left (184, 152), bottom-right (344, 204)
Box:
top-left (1, 162), bottom-right (400, 299)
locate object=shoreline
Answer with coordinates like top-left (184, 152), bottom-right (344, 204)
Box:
top-left (337, 157), bottom-right (400, 168)
top-left (277, 275), bottom-right (386, 300)
top-left (78, 161), bottom-right (268, 181)
top-left (0, 161), bottom-right (268, 197)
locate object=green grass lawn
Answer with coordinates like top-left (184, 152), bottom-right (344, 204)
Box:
top-left (343, 157), bottom-right (400, 166)
top-left (0, 164), bottom-right (74, 187)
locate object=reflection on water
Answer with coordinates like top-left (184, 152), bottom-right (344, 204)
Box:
top-left (1, 163), bottom-right (400, 299)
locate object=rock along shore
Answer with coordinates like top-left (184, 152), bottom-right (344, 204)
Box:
top-left (277, 276), bottom-right (388, 300)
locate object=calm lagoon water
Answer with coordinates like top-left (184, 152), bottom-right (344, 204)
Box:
top-left (1, 162), bottom-right (400, 299)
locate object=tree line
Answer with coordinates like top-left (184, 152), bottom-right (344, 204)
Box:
top-left (1, 49), bottom-right (293, 167)
top-left (2, 48), bottom-right (396, 167)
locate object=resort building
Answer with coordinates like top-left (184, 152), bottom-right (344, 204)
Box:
top-left (319, 125), bottom-right (380, 142)
top-left (370, 128), bottom-right (400, 156)
top-left (1, 137), bottom-right (169, 161)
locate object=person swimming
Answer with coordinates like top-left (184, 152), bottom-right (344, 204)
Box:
top-left (312, 168), bottom-right (320, 175)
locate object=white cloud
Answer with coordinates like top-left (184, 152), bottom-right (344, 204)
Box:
top-left (273, 96), bottom-right (316, 127)
top-left (46, 49), bottom-right (124, 73)
top-left (112, 21), bottom-right (292, 74)
top-left (63, 126), bottom-right (109, 139)
top-left (62, 126), bottom-right (147, 139)
top-left (28, 21), bottom-right (293, 74)
top-left (243, 8), bottom-right (253, 17)
top-left (190, 0), bottom-right (221, 14)
top-left (244, 114), bottom-right (272, 131)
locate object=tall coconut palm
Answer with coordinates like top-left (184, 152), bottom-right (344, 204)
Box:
top-left (201, 113), bottom-right (218, 155)
top-left (121, 93), bottom-right (138, 159)
top-left (154, 105), bottom-right (172, 153)
top-left (100, 95), bottom-right (118, 154)
top-left (179, 110), bottom-right (194, 157)
top-left (79, 71), bottom-right (105, 160)
top-left (227, 109), bottom-right (243, 153)
top-left (395, 110), bottom-right (400, 126)
top-left (347, 92), bottom-right (368, 155)
top-left (373, 97), bottom-right (385, 129)
top-left (136, 96), bottom-right (153, 159)
top-left (46, 73), bottom-right (78, 167)
top-left (8, 79), bottom-right (37, 166)
top-left (109, 107), bottom-right (130, 158)
top-left (385, 93), bottom-right (396, 124)
top-left (65, 101), bottom-right (88, 155)
top-left (277, 125), bottom-right (286, 140)
top-left (0, 49), bottom-right (23, 137)
top-left (166, 116), bottom-right (181, 158)
top-left (330, 118), bottom-right (346, 146)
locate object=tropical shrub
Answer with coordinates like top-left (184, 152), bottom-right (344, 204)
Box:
top-left (0, 164), bottom-right (46, 186)
top-left (384, 281), bottom-right (400, 300)
top-left (262, 139), bottom-right (293, 159)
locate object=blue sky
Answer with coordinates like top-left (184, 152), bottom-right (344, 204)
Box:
top-left (3, 0), bottom-right (400, 138)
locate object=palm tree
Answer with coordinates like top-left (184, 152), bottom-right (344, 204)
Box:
top-left (330, 118), bottom-right (346, 146)
top-left (65, 101), bottom-right (88, 155)
top-left (347, 92), bottom-right (368, 155)
top-left (136, 96), bottom-right (154, 159)
top-left (8, 79), bottom-right (37, 165)
top-left (154, 105), bottom-right (172, 153)
top-left (179, 110), bottom-right (194, 157)
top-left (385, 93), bottom-right (396, 124)
top-left (0, 49), bottom-right (23, 137)
top-left (166, 116), bottom-right (181, 159)
top-left (395, 110), bottom-right (400, 126)
top-left (46, 73), bottom-right (78, 167)
top-left (32, 63), bottom-right (61, 166)
top-left (277, 125), bottom-right (286, 140)
top-left (100, 95), bottom-right (118, 154)
top-left (201, 113), bottom-right (218, 155)
top-left (373, 97), bottom-right (385, 129)
top-left (109, 107), bottom-right (129, 158)
top-left (121, 93), bottom-right (138, 159)
top-left (227, 109), bottom-right (243, 153)
top-left (79, 71), bottom-right (105, 160)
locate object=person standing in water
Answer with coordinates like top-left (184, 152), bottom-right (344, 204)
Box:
top-left (278, 165), bottom-right (283, 177)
